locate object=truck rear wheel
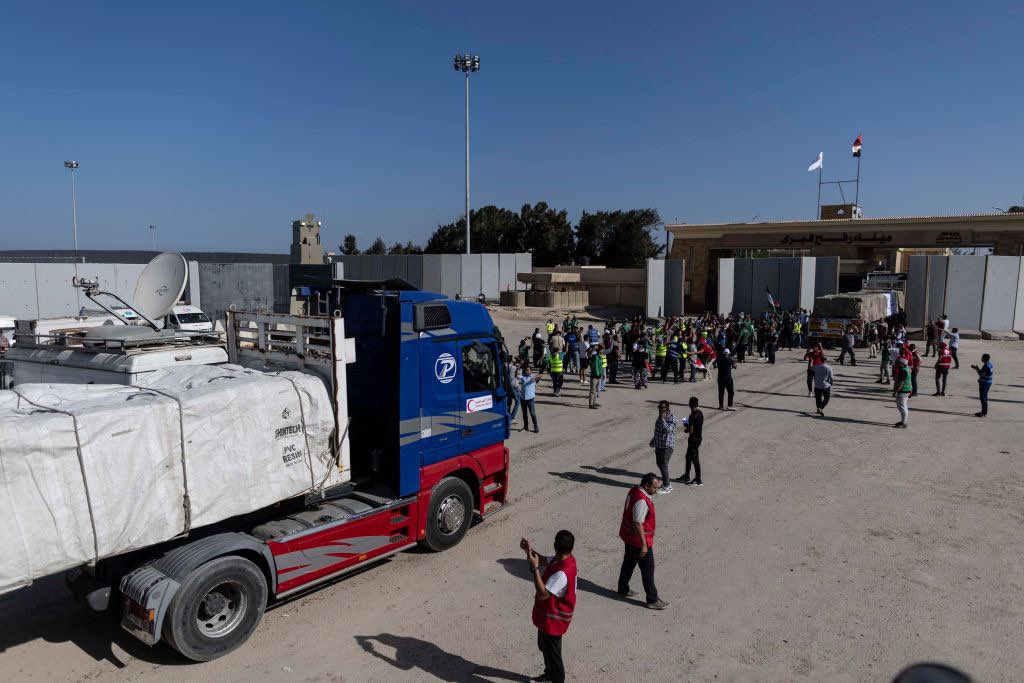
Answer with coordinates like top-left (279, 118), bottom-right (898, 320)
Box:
top-left (422, 477), bottom-right (474, 552)
top-left (162, 556), bottom-right (267, 662)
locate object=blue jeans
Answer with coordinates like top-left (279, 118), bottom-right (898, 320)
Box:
top-left (979, 382), bottom-right (991, 415)
top-left (521, 398), bottom-right (538, 430)
top-left (509, 392), bottom-right (521, 421)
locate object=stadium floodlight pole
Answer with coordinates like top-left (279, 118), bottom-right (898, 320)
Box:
top-left (453, 53), bottom-right (480, 254)
top-left (150, 225), bottom-right (157, 250)
top-left (64, 160), bottom-right (80, 250)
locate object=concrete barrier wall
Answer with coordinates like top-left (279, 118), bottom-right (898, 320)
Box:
top-left (336, 253), bottom-right (529, 300)
top-left (498, 253), bottom-right (516, 293)
top-left (814, 257), bottom-right (839, 299)
top-left (943, 255), bottom-right (986, 330)
top-left (905, 255), bottom-right (927, 326)
top-left (645, 259), bottom-right (665, 317)
top-left (906, 255), bottom-right (1024, 336)
top-left (440, 254), bottom-right (461, 297)
top-left (0, 262), bottom-right (154, 319)
top-left (777, 258), bottom-right (801, 311)
top-left (461, 254), bottom-right (482, 299)
top-left (980, 256), bottom-right (1020, 331)
top-left (717, 258), bottom-right (735, 315)
top-left (481, 254), bottom-right (499, 299)
top-left (799, 258), bottom-right (816, 310)
top-left (733, 259), bottom-right (753, 314)
top-left (198, 263), bottom-right (286, 324)
top-left (664, 259), bottom-right (685, 317)
top-left (422, 254), bottom-right (442, 292)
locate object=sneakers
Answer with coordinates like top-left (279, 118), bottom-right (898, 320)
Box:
top-left (674, 476), bottom-right (691, 484)
top-left (975, 412), bottom-right (987, 417)
top-left (531, 674), bottom-right (552, 682)
top-left (533, 427), bottom-right (539, 433)
top-left (618, 589), bottom-right (639, 598)
top-left (657, 486), bottom-right (673, 495)
top-left (816, 408), bottom-right (823, 416)
top-left (646, 599), bottom-right (671, 610)
top-left (692, 480), bottom-right (703, 487)
top-left (893, 422), bottom-right (906, 428)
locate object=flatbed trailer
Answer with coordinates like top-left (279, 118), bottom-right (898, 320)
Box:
top-left (61, 288), bottom-right (510, 661)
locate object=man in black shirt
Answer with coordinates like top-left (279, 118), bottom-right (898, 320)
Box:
top-left (717, 348), bottom-right (736, 410)
top-left (675, 396), bottom-right (704, 487)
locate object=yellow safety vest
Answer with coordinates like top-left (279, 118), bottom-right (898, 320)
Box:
top-left (548, 353), bottom-right (563, 373)
top-left (546, 323), bottom-right (555, 334)
top-left (794, 322), bottom-right (802, 333)
top-left (656, 343), bottom-right (667, 358)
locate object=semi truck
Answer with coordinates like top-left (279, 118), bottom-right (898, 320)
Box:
top-left (12, 282), bottom-right (510, 661)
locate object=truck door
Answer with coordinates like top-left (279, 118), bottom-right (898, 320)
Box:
top-left (458, 339), bottom-right (506, 454)
top-left (420, 340), bottom-right (462, 466)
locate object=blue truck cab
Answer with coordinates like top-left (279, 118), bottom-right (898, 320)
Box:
top-left (341, 289), bottom-right (510, 498)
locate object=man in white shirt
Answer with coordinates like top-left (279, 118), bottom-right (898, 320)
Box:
top-left (944, 327), bottom-right (961, 369)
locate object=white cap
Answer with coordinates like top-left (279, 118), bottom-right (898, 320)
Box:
top-left (722, 348), bottom-right (731, 355)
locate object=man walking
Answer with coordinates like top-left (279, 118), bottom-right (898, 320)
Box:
top-left (972, 353), bottom-right (994, 417)
top-left (836, 326), bottom-right (857, 366)
top-left (521, 531), bottom-right (577, 683)
top-left (804, 344), bottom-right (824, 396)
top-left (617, 473), bottom-right (669, 610)
top-left (892, 357), bottom-right (912, 428)
top-left (716, 348), bottom-right (736, 411)
top-left (676, 396), bottom-right (704, 486)
top-left (520, 365), bottom-right (540, 433)
top-left (649, 401), bottom-right (677, 494)
top-left (544, 348), bottom-right (565, 397)
top-left (813, 358), bottom-right (834, 416)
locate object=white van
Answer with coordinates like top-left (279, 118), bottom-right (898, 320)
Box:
top-left (163, 305), bottom-right (213, 332)
top-left (0, 315), bottom-right (16, 349)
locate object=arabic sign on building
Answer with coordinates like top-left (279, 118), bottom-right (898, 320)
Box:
top-left (717, 229), bottom-right (974, 249)
top-left (780, 232), bottom-right (894, 247)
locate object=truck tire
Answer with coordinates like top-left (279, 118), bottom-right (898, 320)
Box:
top-left (162, 556), bottom-right (267, 662)
top-left (422, 476), bottom-right (474, 552)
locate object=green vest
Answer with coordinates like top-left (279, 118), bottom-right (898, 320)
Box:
top-left (793, 322), bottom-right (802, 333)
top-left (656, 343), bottom-right (667, 358)
top-left (896, 366), bottom-right (912, 393)
top-left (547, 353), bottom-right (563, 373)
top-left (546, 323), bottom-right (555, 334)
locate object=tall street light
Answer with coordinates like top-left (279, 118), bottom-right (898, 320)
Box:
top-left (149, 225), bottom-right (157, 250)
top-left (64, 160), bottom-right (80, 250)
top-left (453, 53), bottom-right (480, 254)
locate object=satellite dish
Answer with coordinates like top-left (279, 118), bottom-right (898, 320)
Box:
top-left (132, 252), bottom-right (188, 322)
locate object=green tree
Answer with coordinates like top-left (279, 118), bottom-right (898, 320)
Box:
top-left (364, 237), bottom-right (387, 255)
top-left (388, 241), bottom-right (423, 255)
top-left (424, 205), bottom-right (521, 253)
top-left (599, 208), bottom-right (663, 268)
top-left (519, 202), bottom-right (573, 266)
top-left (574, 210), bottom-right (613, 264)
top-left (340, 234), bottom-right (360, 255)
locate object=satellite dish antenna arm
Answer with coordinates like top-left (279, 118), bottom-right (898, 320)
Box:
top-left (72, 277), bottom-right (161, 330)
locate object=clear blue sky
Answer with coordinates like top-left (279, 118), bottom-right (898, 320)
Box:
top-left (1, 2), bottom-right (1022, 254)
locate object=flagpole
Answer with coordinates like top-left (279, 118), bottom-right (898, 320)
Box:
top-left (854, 154), bottom-right (861, 206)
top-left (816, 166), bottom-right (822, 219)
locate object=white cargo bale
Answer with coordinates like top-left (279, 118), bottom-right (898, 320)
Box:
top-left (0, 365), bottom-right (339, 594)
top-left (11, 384), bottom-right (188, 562)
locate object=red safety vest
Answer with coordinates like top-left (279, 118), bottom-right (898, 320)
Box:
top-left (619, 486), bottom-right (656, 548)
top-left (532, 556), bottom-right (578, 636)
top-left (937, 349), bottom-right (953, 369)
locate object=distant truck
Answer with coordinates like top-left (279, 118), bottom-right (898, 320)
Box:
top-left (807, 291), bottom-right (891, 346)
top-left (3, 282), bottom-right (510, 661)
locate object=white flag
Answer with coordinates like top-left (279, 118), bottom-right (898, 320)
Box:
top-left (807, 151), bottom-right (823, 172)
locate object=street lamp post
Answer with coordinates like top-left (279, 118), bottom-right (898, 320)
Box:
top-left (453, 53), bottom-right (480, 254)
top-left (150, 225), bottom-right (157, 251)
top-left (64, 160), bottom-right (80, 250)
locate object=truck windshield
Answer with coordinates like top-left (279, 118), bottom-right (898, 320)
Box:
top-left (463, 344), bottom-right (497, 392)
top-left (175, 313), bottom-right (210, 324)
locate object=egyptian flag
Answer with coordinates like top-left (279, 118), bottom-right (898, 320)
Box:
top-left (852, 134), bottom-right (862, 157)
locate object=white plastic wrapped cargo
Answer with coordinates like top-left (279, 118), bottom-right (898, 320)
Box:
top-left (0, 365), bottom-right (341, 594)
top-left (134, 365), bottom-right (340, 528)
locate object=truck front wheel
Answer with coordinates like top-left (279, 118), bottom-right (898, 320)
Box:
top-left (422, 477), bottom-right (474, 552)
top-left (162, 556), bottom-right (267, 662)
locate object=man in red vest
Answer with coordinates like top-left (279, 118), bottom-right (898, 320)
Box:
top-left (616, 473), bottom-right (670, 609)
top-left (521, 530), bottom-right (577, 683)
top-left (933, 342), bottom-right (953, 396)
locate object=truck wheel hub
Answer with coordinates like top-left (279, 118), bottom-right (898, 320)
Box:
top-left (196, 581), bottom-right (246, 638)
top-left (437, 495), bottom-right (466, 535)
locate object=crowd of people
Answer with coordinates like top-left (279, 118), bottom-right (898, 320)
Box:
top-left (510, 308), bottom-right (997, 682)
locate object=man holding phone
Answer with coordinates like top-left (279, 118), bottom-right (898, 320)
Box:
top-left (521, 531), bottom-right (578, 683)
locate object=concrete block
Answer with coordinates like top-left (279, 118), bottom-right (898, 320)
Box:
top-left (407, 255), bottom-right (424, 289)
top-left (460, 254), bottom-right (482, 299)
top-left (926, 256), bottom-right (948, 322)
top-left (905, 255), bottom-right (927, 327)
top-left (798, 258), bottom-right (816, 311)
top-left (980, 330), bottom-right (1019, 341)
top-left (751, 259), bottom-right (780, 314)
top-left (581, 291), bottom-right (589, 308)
top-left (500, 290), bottom-right (525, 307)
top-left (733, 259), bottom-right (753, 315)
top-left (422, 254), bottom-right (443, 293)
top-left (515, 253), bottom-right (533, 286)
top-left (665, 259), bottom-right (685, 316)
top-left (981, 256), bottom-right (1020, 331)
top-left (518, 272), bottom-right (581, 284)
top-left (440, 254), bottom-right (460, 297)
top-left (481, 253), bottom-right (500, 300)
top-left (814, 257), bottom-right (839, 298)
top-left (645, 259), bottom-right (665, 318)
top-left (717, 258), bottom-right (735, 316)
top-left (943, 255), bottom-right (986, 330)
top-left (777, 258), bottom-right (801, 311)
top-left (1015, 256), bottom-right (1024, 333)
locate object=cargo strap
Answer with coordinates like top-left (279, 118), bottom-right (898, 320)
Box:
top-left (139, 386), bottom-right (193, 536)
top-left (11, 389), bottom-right (102, 565)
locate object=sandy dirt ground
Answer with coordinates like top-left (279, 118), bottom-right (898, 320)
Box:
top-left (1, 308), bottom-right (1021, 682)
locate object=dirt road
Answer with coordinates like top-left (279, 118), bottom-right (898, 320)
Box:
top-left (1, 313), bottom-right (1021, 682)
